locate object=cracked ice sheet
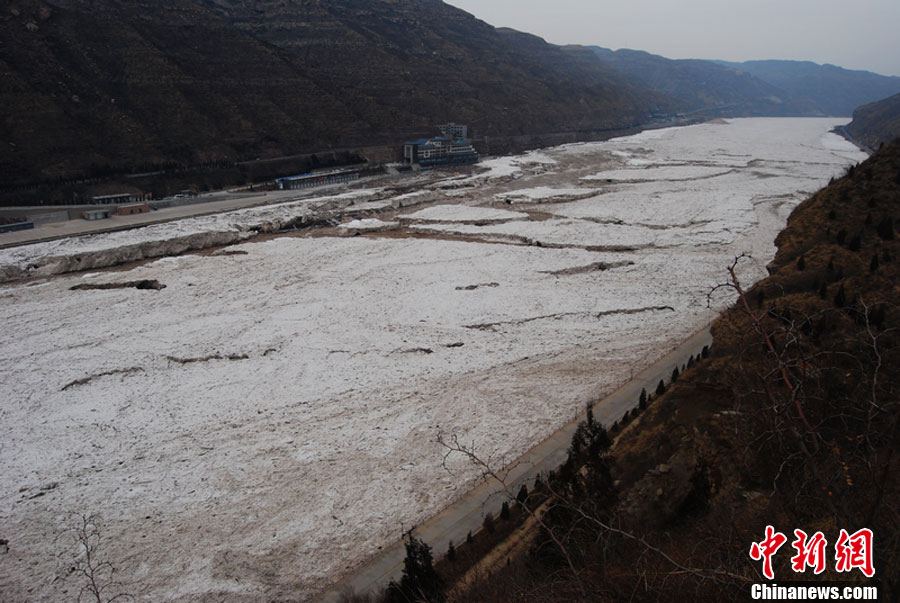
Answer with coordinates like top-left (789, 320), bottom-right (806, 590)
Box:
top-left (400, 205), bottom-right (529, 223)
top-left (582, 165), bottom-right (736, 182)
top-left (0, 117), bottom-right (868, 603)
top-left (455, 149), bottom-right (558, 182)
top-left (338, 218), bottom-right (399, 232)
top-left (0, 238), bottom-right (697, 601)
top-left (411, 217), bottom-right (740, 249)
top-left (0, 188), bottom-right (390, 274)
top-left (546, 171), bottom-right (814, 231)
top-left (498, 186), bottom-right (595, 202)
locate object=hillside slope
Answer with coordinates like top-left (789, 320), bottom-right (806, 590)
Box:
top-left (844, 93), bottom-right (900, 150)
top-left (0, 0), bottom-right (675, 192)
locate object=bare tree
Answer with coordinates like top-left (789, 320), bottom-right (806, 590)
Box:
top-left (62, 514), bottom-right (133, 603)
top-left (438, 423), bottom-right (752, 601)
top-left (437, 432), bottom-right (588, 599)
top-left (709, 254), bottom-right (899, 527)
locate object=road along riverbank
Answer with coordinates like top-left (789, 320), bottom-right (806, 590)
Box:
top-left (318, 327), bottom-right (713, 602)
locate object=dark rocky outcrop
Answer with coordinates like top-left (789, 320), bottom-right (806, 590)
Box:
top-left (844, 93), bottom-right (900, 150)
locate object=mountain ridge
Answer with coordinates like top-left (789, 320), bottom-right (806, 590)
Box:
top-left (0, 0), bottom-right (676, 198)
top-left (590, 47), bottom-right (819, 117)
top-left (590, 47), bottom-right (900, 118)
top-left (715, 58), bottom-right (900, 115)
top-left (5, 1), bottom-right (899, 205)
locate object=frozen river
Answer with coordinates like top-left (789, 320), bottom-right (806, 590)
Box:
top-left (0, 118), bottom-right (866, 601)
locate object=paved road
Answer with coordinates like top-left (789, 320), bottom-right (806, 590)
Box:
top-left (317, 327), bottom-right (713, 602)
top-left (0, 191), bottom-right (303, 249)
top-left (0, 171), bottom-right (411, 250)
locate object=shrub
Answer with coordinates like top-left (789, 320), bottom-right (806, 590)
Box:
top-left (482, 513), bottom-right (495, 534)
top-left (516, 484), bottom-right (529, 505)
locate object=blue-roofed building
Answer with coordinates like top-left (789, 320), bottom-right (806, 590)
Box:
top-left (403, 126), bottom-right (478, 167)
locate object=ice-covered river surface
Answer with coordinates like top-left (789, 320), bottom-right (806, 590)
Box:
top-left (0, 119), bottom-right (866, 601)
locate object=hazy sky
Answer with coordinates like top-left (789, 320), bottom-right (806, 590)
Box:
top-left (445, 0), bottom-right (900, 77)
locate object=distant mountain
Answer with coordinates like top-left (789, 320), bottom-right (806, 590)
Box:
top-left (589, 48), bottom-right (819, 117)
top-left (715, 60), bottom-right (900, 116)
top-left (843, 93), bottom-right (900, 150)
top-left (589, 50), bottom-right (900, 119)
top-left (0, 0), bottom-right (676, 195)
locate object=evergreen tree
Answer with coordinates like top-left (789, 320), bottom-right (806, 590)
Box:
top-left (834, 283), bottom-right (847, 308)
top-left (639, 388), bottom-right (647, 409)
top-left (446, 540), bottom-right (456, 562)
top-left (836, 229), bottom-right (847, 245)
top-left (876, 216), bottom-right (894, 241)
top-left (656, 380), bottom-right (666, 396)
top-left (871, 305), bottom-right (886, 329)
top-left (672, 366), bottom-right (680, 382)
top-left (500, 501), bottom-right (511, 521)
top-left (569, 406), bottom-right (612, 463)
top-left (516, 484), bottom-right (529, 505)
top-left (537, 415), bottom-right (617, 571)
top-left (386, 535), bottom-right (445, 603)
